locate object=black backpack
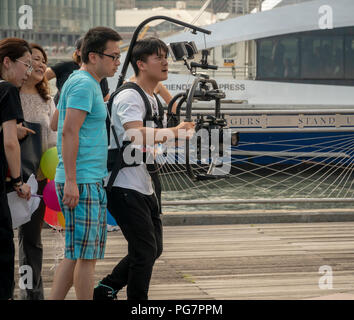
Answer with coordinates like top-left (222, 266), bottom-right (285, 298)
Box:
top-left (105, 82), bottom-right (164, 201)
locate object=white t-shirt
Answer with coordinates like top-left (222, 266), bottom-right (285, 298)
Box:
top-left (105, 87), bottom-right (160, 195)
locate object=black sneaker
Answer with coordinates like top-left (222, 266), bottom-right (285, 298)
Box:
top-left (93, 281), bottom-right (118, 300)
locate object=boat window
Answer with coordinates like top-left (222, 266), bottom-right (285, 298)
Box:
top-left (257, 37), bottom-right (299, 79)
top-left (222, 43), bottom-right (237, 59)
top-left (301, 36), bottom-right (344, 79)
top-left (345, 36), bottom-right (354, 79)
top-left (257, 27), bottom-right (354, 83)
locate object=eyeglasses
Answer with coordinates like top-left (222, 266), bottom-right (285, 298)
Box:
top-left (92, 52), bottom-right (121, 62)
top-left (16, 59), bottom-right (33, 74)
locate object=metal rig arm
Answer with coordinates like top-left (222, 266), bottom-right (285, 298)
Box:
top-left (116, 15), bottom-right (211, 90)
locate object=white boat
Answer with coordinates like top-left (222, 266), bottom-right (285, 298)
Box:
top-left (107, 0), bottom-right (354, 166)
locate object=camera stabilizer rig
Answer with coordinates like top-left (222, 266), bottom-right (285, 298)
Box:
top-left (167, 42), bottom-right (239, 181)
top-left (115, 16), bottom-right (238, 181)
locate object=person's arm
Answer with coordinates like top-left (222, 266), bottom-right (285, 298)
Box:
top-left (61, 108), bottom-right (87, 208)
top-left (123, 120), bottom-right (195, 146)
top-left (45, 67), bottom-right (56, 81)
top-left (50, 109), bottom-right (59, 132)
top-left (155, 82), bottom-right (177, 114)
top-left (3, 119), bottom-right (21, 180)
top-left (103, 93), bottom-right (110, 102)
top-left (115, 90), bottom-right (194, 147)
top-left (2, 119), bottom-right (31, 199)
top-left (16, 123), bottom-right (36, 140)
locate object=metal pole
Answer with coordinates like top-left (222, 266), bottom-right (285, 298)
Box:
top-left (184, 75), bottom-right (201, 121)
top-left (116, 15), bottom-right (211, 90)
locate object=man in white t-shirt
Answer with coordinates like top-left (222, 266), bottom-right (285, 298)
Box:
top-left (94, 37), bottom-right (195, 300)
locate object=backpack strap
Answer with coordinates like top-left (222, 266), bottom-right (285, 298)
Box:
top-left (153, 93), bottom-right (165, 129)
top-left (106, 82), bottom-right (154, 192)
top-left (106, 82), bottom-right (152, 144)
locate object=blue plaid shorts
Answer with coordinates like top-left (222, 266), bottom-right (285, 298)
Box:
top-left (55, 181), bottom-right (107, 260)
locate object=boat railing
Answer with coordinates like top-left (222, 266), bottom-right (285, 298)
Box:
top-left (168, 64), bottom-right (257, 80)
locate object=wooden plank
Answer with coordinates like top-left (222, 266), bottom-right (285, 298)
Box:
top-left (11, 222), bottom-right (354, 300)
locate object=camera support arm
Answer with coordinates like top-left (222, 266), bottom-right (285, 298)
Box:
top-left (116, 15), bottom-right (211, 90)
top-left (184, 76), bottom-right (225, 122)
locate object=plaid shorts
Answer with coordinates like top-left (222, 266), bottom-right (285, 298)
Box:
top-left (55, 182), bottom-right (107, 260)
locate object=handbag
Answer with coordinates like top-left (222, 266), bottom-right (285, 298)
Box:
top-left (20, 121), bottom-right (42, 181)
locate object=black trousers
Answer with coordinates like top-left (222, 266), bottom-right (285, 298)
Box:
top-left (102, 187), bottom-right (163, 300)
top-left (0, 192), bottom-right (15, 300)
top-left (17, 179), bottom-right (46, 300)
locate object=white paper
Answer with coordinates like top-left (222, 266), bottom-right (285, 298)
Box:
top-left (7, 174), bottom-right (41, 229)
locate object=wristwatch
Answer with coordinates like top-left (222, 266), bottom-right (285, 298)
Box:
top-left (11, 176), bottom-right (23, 188)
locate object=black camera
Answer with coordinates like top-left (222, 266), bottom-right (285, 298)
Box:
top-left (168, 41), bottom-right (198, 62)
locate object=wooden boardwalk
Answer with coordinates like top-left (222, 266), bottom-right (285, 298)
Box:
top-left (13, 221), bottom-right (354, 300)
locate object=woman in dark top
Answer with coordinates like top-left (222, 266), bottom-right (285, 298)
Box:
top-left (0, 37), bottom-right (33, 300)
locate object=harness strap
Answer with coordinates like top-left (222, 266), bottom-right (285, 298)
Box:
top-left (106, 82), bottom-right (163, 192)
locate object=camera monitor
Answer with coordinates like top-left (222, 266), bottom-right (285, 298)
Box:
top-left (168, 41), bottom-right (198, 62)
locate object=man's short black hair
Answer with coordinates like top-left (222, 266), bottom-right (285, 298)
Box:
top-left (131, 37), bottom-right (168, 76)
top-left (81, 27), bottom-right (122, 64)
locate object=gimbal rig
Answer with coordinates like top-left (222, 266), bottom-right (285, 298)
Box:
top-left (117, 16), bottom-right (238, 181)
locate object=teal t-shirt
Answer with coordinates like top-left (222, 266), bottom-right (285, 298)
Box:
top-left (55, 70), bottom-right (108, 184)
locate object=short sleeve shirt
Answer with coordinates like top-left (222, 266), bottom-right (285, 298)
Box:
top-left (55, 70), bottom-right (108, 184)
top-left (51, 61), bottom-right (80, 93)
top-left (0, 80), bottom-right (24, 193)
top-left (51, 61), bottom-right (80, 105)
top-left (51, 61), bottom-right (110, 104)
top-left (105, 87), bottom-right (160, 195)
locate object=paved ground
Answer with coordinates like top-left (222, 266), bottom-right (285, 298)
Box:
top-left (13, 221), bottom-right (354, 300)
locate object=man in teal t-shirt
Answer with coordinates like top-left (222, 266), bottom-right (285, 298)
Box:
top-left (55, 70), bottom-right (108, 183)
top-left (50, 27), bottom-right (122, 300)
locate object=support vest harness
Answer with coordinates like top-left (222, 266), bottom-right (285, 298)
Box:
top-left (106, 82), bottom-right (164, 208)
